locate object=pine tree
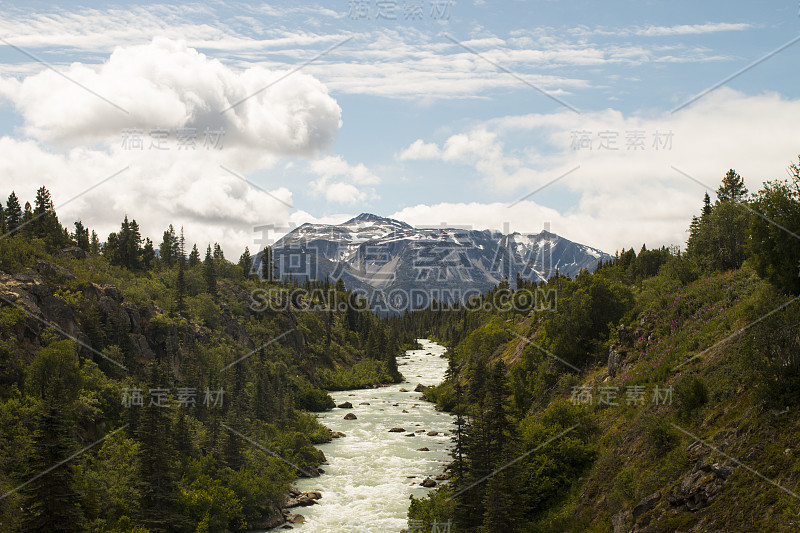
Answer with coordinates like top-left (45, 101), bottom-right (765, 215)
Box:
top-left (238, 247), bottom-right (252, 279)
top-left (717, 169), bottom-right (748, 203)
top-left (142, 238), bottom-right (155, 269)
top-left (73, 220), bottom-right (90, 251)
top-left (160, 225), bottom-right (177, 267)
top-left (33, 186), bottom-right (56, 239)
top-left (5, 191), bottom-right (22, 233)
top-left (213, 242), bottom-right (224, 260)
top-left (89, 231), bottom-right (100, 255)
top-left (204, 245), bottom-right (217, 296)
top-left (21, 342), bottom-right (84, 532)
top-left (702, 192), bottom-right (712, 217)
top-left (22, 201), bottom-right (33, 231)
top-left (21, 405), bottom-right (84, 532)
top-left (261, 246), bottom-right (274, 281)
top-left (136, 364), bottom-right (180, 532)
top-left (176, 260), bottom-right (186, 315)
top-left (188, 244), bottom-right (200, 267)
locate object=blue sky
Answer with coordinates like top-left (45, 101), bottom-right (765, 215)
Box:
top-left (0, 0), bottom-right (798, 254)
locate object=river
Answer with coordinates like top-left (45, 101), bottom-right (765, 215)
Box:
top-left (286, 339), bottom-right (454, 532)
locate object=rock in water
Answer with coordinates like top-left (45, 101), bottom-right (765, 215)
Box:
top-left (421, 478), bottom-right (437, 487)
top-left (344, 413), bottom-right (357, 420)
top-left (337, 401), bottom-right (353, 409)
top-left (388, 427), bottom-right (405, 432)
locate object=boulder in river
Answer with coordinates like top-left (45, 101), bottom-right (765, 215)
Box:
top-left (416, 447), bottom-right (429, 451)
top-left (399, 388), bottom-right (409, 392)
top-left (421, 478), bottom-right (437, 488)
top-left (337, 401), bottom-right (353, 409)
top-left (359, 402), bottom-right (370, 405)
top-left (288, 513), bottom-right (306, 523)
top-left (414, 384), bottom-right (427, 392)
top-left (388, 427), bottom-right (405, 432)
top-left (344, 413), bottom-right (357, 420)
top-left (405, 433), bottom-right (415, 437)
top-left (426, 431), bottom-right (438, 436)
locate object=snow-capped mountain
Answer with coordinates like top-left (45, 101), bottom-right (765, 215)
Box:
top-left (258, 213), bottom-right (612, 306)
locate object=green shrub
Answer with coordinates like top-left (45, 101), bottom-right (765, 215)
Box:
top-left (675, 375), bottom-right (709, 419)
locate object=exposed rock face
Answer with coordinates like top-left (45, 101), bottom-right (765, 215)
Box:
top-left (608, 346), bottom-right (623, 377)
top-left (247, 504), bottom-right (284, 530)
top-left (60, 246), bottom-right (88, 259)
top-left (667, 460), bottom-right (734, 512)
top-left (633, 491), bottom-right (661, 518)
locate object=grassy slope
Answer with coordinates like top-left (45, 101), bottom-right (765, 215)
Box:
top-left (502, 267), bottom-right (800, 531)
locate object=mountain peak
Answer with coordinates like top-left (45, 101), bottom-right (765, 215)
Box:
top-left (345, 213), bottom-right (387, 224)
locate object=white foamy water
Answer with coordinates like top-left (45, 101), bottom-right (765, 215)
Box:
top-left (283, 339), bottom-right (453, 532)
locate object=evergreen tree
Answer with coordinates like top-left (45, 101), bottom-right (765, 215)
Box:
top-left (160, 225), bottom-right (178, 267)
top-left (188, 244), bottom-right (200, 267)
top-left (73, 220), bottom-right (90, 251)
top-left (204, 245), bottom-right (217, 296)
top-left (213, 242), bottom-right (224, 260)
top-left (142, 238), bottom-right (155, 269)
top-left (21, 342), bottom-right (84, 532)
top-left (176, 260), bottom-right (186, 315)
top-left (22, 201), bottom-right (33, 231)
top-left (238, 247), bottom-right (252, 279)
top-left (5, 191), bottom-right (22, 233)
top-left (717, 169), bottom-right (748, 203)
top-left (702, 192), bottom-right (712, 217)
top-left (90, 230), bottom-right (100, 255)
top-left (136, 365), bottom-right (180, 532)
top-left (33, 186), bottom-right (57, 239)
top-left (261, 246), bottom-right (274, 281)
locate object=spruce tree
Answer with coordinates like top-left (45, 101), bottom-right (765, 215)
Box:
top-left (142, 238), bottom-right (155, 269)
top-left (238, 247), bottom-right (252, 279)
top-left (160, 225), bottom-right (177, 267)
top-left (204, 245), bottom-right (217, 296)
top-left (717, 169), bottom-right (748, 203)
top-left (73, 220), bottom-right (90, 251)
top-left (21, 342), bottom-right (84, 532)
top-left (188, 244), bottom-right (200, 267)
top-left (5, 191), bottom-right (22, 232)
top-left (90, 230), bottom-right (100, 254)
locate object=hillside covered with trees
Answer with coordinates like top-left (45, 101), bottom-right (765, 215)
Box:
top-left (405, 161), bottom-right (800, 532)
top-left (0, 189), bottom-right (410, 532)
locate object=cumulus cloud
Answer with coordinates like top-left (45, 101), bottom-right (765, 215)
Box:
top-left (0, 37), bottom-right (343, 255)
top-left (394, 89), bottom-right (800, 251)
top-left (0, 37), bottom-right (342, 152)
top-left (397, 139), bottom-right (441, 161)
top-left (308, 155), bottom-right (380, 205)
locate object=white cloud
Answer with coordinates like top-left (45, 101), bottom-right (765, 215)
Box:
top-left (0, 38), bottom-right (342, 152)
top-left (308, 155), bottom-right (380, 205)
top-left (395, 89), bottom-right (800, 251)
top-left (310, 155), bottom-right (380, 185)
top-left (634, 22), bottom-right (753, 37)
top-left (0, 37), bottom-right (344, 255)
top-left (397, 139), bottom-right (441, 160)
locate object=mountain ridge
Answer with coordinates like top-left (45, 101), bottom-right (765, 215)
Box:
top-left (258, 213), bottom-right (613, 309)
